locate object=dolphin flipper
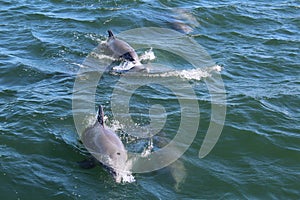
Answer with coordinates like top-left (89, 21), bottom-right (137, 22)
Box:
top-left (121, 52), bottom-right (135, 61)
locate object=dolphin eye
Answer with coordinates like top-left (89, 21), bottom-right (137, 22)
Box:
top-left (117, 152), bottom-right (121, 155)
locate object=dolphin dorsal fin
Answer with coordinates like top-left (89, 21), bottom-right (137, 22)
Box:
top-left (107, 30), bottom-right (114, 38)
top-left (97, 105), bottom-right (104, 126)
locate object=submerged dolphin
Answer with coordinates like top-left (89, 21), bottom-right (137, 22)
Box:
top-left (80, 105), bottom-right (134, 183)
top-left (106, 30), bottom-right (147, 72)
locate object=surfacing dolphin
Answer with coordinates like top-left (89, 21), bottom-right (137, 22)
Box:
top-left (107, 30), bottom-right (139, 63)
top-left (106, 30), bottom-right (147, 72)
top-left (80, 105), bottom-right (135, 183)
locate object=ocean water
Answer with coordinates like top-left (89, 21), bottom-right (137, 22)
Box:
top-left (0, 0), bottom-right (299, 199)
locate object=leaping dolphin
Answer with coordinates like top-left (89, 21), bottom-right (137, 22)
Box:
top-left (80, 105), bottom-right (134, 183)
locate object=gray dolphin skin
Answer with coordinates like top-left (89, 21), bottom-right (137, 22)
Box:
top-left (81, 105), bottom-right (129, 181)
top-left (107, 30), bottom-right (139, 63)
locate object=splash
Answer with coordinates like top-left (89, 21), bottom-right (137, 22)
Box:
top-left (140, 48), bottom-right (156, 61)
top-left (107, 118), bottom-right (124, 131)
top-left (114, 162), bottom-right (136, 183)
top-left (141, 137), bottom-right (154, 158)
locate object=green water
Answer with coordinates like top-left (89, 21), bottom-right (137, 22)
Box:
top-left (0, 0), bottom-right (299, 199)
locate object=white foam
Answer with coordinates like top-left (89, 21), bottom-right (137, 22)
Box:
top-left (140, 48), bottom-right (156, 61)
top-left (149, 65), bottom-right (222, 81)
top-left (114, 167), bottom-right (136, 183)
top-left (112, 61), bottom-right (136, 71)
top-left (111, 154), bottom-right (135, 183)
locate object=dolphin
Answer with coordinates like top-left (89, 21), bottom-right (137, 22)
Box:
top-left (106, 30), bottom-right (147, 72)
top-left (106, 30), bottom-right (139, 63)
top-left (80, 105), bottom-right (134, 183)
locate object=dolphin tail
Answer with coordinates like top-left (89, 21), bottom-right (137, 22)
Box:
top-left (108, 30), bottom-right (114, 38)
top-left (97, 105), bottom-right (104, 126)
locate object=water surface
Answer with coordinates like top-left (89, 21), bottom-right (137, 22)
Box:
top-left (0, 0), bottom-right (299, 199)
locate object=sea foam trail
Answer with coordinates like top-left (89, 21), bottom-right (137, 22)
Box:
top-left (149, 65), bottom-right (222, 81)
